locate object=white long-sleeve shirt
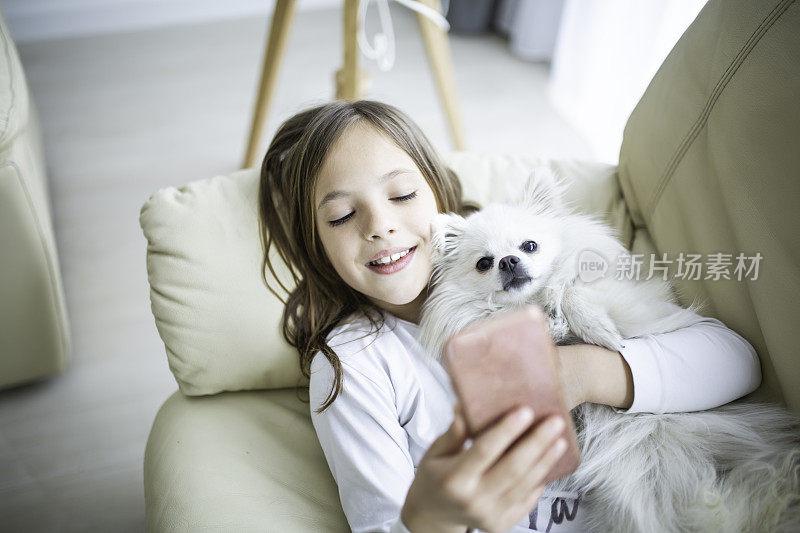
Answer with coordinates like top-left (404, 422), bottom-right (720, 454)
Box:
top-left (308, 312), bottom-right (761, 533)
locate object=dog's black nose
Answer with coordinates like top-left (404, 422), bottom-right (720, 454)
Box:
top-left (499, 255), bottom-right (520, 272)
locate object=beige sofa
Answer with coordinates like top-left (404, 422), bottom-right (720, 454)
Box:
top-left (0, 9), bottom-right (71, 389)
top-left (141, 0), bottom-right (799, 530)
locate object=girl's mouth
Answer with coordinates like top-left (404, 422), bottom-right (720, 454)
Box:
top-left (366, 246), bottom-right (417, 275)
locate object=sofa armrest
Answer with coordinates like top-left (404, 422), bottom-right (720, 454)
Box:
top-left (144, 389), bottom-right (350, 532)
top-left (0, 11), bottom-right (70, 389)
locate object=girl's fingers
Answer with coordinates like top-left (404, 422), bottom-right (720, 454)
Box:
top-left (491, 437), bottom-right (567, 533)
top-left (482, 415), bottom-right (566, 497)
top-left (480, 437), bottom-right (567, 533)
top-left (498, 483), bottom-right (547, 531)
top-left (427, 402), bottom-right (468, 456)
top-left (499, 436), bottom-right (568, 511)
top-left (454, 406), bottom-right (536, 480)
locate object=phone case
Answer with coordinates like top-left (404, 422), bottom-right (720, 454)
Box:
top-left (443, 305), bottom-right (581, 484)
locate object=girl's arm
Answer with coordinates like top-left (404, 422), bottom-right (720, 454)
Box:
top-left (310, 350), bottom-right (557, 533)
top-left (309, 354), bottom-right (422, 533)
top-left (559, 316), bottom-right (762, 413)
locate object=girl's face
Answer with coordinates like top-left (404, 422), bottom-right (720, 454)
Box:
top-left (314, 122), bottom-right (439, 324)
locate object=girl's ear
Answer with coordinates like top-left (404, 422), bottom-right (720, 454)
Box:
top-left (519, 166), bottom-right (568, 213)
top-left (430, 212), bottom-right (468, 259)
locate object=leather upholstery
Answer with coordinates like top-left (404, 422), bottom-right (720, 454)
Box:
top-left (0, 8), bottom-right (70, 389)
top-left (619, 0), bottom-right (800, 410)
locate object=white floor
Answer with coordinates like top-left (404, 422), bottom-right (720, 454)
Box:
top-left (0, 5), bottom-right (591, 531)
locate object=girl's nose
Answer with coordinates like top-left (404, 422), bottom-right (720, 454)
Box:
top-left (362, 209), bottom-right (396, 240)
top-left (365, 224), bottom-right (396, 240)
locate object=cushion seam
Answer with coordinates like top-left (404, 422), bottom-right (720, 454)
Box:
top-left (645, 0), bottom-right (796, 218)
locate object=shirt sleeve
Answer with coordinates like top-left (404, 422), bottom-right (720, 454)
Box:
top-left (309, 351), bottom-right (417, 533)
top-left (617, 316), bottom-right (762, 414)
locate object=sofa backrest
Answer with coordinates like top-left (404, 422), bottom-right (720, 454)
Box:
top-left (139, 156), bottom-right (620, 396)
top-left (618, 0), bottom-right (800, 411)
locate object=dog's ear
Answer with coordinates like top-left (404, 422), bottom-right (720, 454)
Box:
top-left (519, 166), bottom-right (568, 213)
top-left (430, 212), bottom-right (467, 259)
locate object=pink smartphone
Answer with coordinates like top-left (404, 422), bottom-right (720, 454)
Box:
top-left (443, 305), bottom-right (581, 484)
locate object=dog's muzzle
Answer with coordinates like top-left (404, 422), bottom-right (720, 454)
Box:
top-left (499, 254), bottom-right (532, 291)
top-left (503, 276), bottom-right (532, 291)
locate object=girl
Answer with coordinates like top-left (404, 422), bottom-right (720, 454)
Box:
top-left (258, 100), bottom-right (761, 533)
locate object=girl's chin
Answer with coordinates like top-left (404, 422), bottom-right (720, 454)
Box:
top-left (376, 294), bottom-right (421, 307)
top-left (369, 286), bottom-right (427, 308)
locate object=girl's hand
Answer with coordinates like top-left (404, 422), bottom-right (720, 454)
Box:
top-left (401, 402), bottom-right (567, 533)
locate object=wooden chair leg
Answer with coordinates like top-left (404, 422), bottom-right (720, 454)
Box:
top-left (242, 0), bottom-right (298, 169)
top-left (338, 0), bottom-right (365, 100)
top-left (414, 0), bottom-right (467, 150)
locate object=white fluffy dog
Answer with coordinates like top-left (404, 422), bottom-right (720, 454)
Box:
top-left (418, 167), bottom-right (800, 532)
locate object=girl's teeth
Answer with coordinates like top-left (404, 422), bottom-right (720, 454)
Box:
top-left (371, 248), bottom-right (411, 265)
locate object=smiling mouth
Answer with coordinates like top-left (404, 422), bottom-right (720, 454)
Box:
top-left (503, 276), bottom-right (532, 291)
top-left (366, 246), bottom-right (418, 274)
top-left (368, 246), bottom-right (414, 266)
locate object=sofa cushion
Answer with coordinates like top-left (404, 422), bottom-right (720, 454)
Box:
top-left (139, 154), bottom-right (621, 395)
top-left (618, 0), bottom-right (800, 410)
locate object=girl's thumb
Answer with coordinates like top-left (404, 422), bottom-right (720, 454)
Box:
top-left (428, 402), bottom-right (467, 456)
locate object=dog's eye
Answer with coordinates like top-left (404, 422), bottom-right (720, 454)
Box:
top-left (475, 256), bottom-right (493, 272)
top-left (521, 240), bottom-right (538, 253)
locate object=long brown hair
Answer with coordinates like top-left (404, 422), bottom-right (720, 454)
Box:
top-left (258, 100), bottom-right (477, 413)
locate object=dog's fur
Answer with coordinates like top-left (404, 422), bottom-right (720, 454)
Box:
top-left (418, 167), bottom-right (800, 532)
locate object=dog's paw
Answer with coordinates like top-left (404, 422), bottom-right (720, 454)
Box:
top-left (546, 313), bottom-right (571, 344)
top-left (562, 288), bottom-right (623, 351)
top-left (574, 322), bottom-right (623, 352)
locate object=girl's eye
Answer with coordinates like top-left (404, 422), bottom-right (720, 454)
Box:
top-left (392, 191), bottom-right (417, 202)
top-left (521, 240), bottom-right (538, 253)
top-left (328, 212), bottom-right (354, 227)
top-left (326, 191), bottom-right (417, 228)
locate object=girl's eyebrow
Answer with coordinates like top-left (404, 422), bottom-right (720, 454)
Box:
top-left (316, 168), bottom-right (413, 210)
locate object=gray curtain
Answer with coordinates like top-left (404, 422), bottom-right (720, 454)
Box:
top-left (494, 0), bottom-right (565, 62)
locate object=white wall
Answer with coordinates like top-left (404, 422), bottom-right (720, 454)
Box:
top-left (0, 0), bottom-right (339, 42)
top-left (548, 0), bottom-right (708, 165)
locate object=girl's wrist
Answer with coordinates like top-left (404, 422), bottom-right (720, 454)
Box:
top-left (578, 344), bottom-right (635, 409)
top-left (556, 345), bottom-right (590, 410)
top-left (400, 503), bottom-right (466, 533)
